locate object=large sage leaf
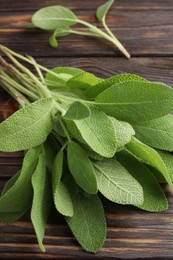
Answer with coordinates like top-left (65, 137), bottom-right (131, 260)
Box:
top-left (0, 147), bottom-right (40, 223)
top-left (52, 150), bottom-right (73, 217)
top-left (96, 81), bottom-right (173, 123)
top-left (31, 154), bottom-right (51, 253)
top-left (67, 141), bottom-right (97, 194)
top-left (32, 6), bottom-right (77, 30)
top-left (126, 137), bottom-right (173, 188)
top-left (74, 107), bottom-right (116, 157)
top-left (133, 114), bottom-right (173, 151)
top-left (87, 73), bottom-right (146, 99)
top-left (0, 98), bottom-right (53, 152)
top-left (94, 159), bottom-right (143, 206)
top-left (116, 152), bottom-right (168, 212)
top-left (66, 191), bottom-right (106, 253)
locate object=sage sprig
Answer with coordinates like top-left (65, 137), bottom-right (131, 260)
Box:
top-left (1, 45), bottom-right (173, 253)
top-left (31, 0), bottom-right (131, 59)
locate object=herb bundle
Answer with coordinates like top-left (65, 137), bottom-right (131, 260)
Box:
top-left (31, 0), bottom-right (130, 59)
top-left (0, 45), bottom-right (173, 253)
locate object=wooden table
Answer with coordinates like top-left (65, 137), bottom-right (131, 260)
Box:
top-left (1, 0), bottom-right (173, 258)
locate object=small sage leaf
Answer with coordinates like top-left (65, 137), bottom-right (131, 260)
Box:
top-left (66, 72), bottom-right (103, 90)
top-left (96, 81), bottom-right (173, 123)
top-left (63, 101), bottom-right (91, 120)
top-left (96, 0), bottom-right (114, 22)
top-left (67, 141), bottom-right (97, 194)
top-left (0, 98), bottom-right (53, 152)
top-left (74, 107), bottom-right (116, 157)
top-left (32, 6), bottom-right (77, 30)
top-left (133, 114), bottom-right (173, 151)
top-left (156, 150), bottom-right (173, 181)
top-left (126, 137), bottom-right (173, 189)
top-left (31, 154), bottom-right (52, 253)
top-left (44, 135), bottom-right (60, 172)
top-left (0, 147), bottom-right (40, 223)
top-left (94, 159), bottom-right (143, 206)
top-left (87, 73), bottom-right (146, 99)
top-left (1, 171), bottom-right (20, 196)
top-left (116, 152), bottom-right (168, 212)
top-left (66, 191), bottom-right (106, 253)
top-left (52, 150), bottom-right (73, 217)
top-left (109, 116), bottom-right (135, 151)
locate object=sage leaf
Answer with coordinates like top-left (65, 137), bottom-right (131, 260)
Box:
top-left (63, 101), bottom-right (91, 120)
top-left (44, 135), bottom-right (60, 172)
top-left (96, 81), bottom-right (173, 123)
top-left (96, 0), bottom-right (114, 22)
top-left (45, 66), bottom-right (83, 88)
top-left (133, 114), bottom-right (173, 151)
top-left (116, 152), bottom-right (168, 212)
top-left (66, 72), bottom-right (103, 90)
top-left (126, 137), bottom-right (173, 188)
top-left (87, 73), bottom-right (146, 99)
top-left (156, 150), bottom-right (173, 181)
top-left (109, 116), bottom-right (135, 151)
top-left (67, 141), bottom-right (97, 194)
top-left (0, 98), bottom-right (53, 152)
top-left (49, 32), bottom-right (59, 48)
top-left (74, 107), bottom-right (116, 157)
top-left (49, 29), bottom-right (71, 47)
top-left (31, 154), bottom-right (51, 253)
top-left (32, 6), bottom-right (77, 30)
top-left (1, 171), bottom-right (20, 196)
top-left (52, 150), bottom-right (73, 217)
top-left (66, 191), bottom-right (106, 253)
top-left (0, 147), bottom-right (40, 223)
top-left (94, 159), bottom-right (143, 206)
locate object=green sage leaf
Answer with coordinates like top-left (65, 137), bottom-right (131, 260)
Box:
top-left (94, 159), bottom-right (143, 206)
top-left (66, 72), bottom-right (103, 90)
top-left (96, 81), bottom-right (173, 123)
top-left (133, 114), bottom-right (173, 151)
top-left (63, 101), bottom-right (91, 120)
top-left (0, 147), bottom-right (40, 223)
top-left (156, 150), bottom-right (173, 181)
top-left (126, 137), bottom-right (173, 188)
top-left (0, 98), bottom-right (53, 152)
top-left (67, 141), bottom-right (97, 194)
top-left (87, 73), bottom-right (146, 99)
top-left (31, 154), bottom-right (51, 253)
top-left (96, 0), bottom-right (114, 22)
top-left (1, 171), bottom-right (20, 196)
top-left (116, 152), bottom-right (168, 212)
top-left (74, 107), bottom-right (116, 157)
top-left (109, 116), bottom-right (135, 151)
top-left (52, 150), bottom-right (73, 217)
top-left (32, 6), bottom-right (77, 30)
top-left (66, 191), bottom-right (106, 253)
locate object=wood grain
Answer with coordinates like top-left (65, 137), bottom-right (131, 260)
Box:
top-left (1, 0), bottom-right (173, 258)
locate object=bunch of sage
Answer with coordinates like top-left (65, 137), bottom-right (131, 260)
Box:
top-left (0, 45), bottom-right (173, 253)
top-left (31, 0), bottom-right (130, 59)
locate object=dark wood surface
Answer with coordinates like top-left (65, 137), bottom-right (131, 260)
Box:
top-left (1, 0), bottom-right (173, 258)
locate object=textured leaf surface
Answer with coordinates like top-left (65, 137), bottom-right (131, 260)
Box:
top-left (94, 159), bottom-right (143, 205)
top-left (52, 151), bottom-right (73, 217)
top-left (87, 73), bottom-right (146, 99)
top-left (0, 98), bottom-right (53, 152)
top-left (66, 192), bottom-right (106, 253)
top-left (67, 141), bottom-right (97, 194)
top-left (0, 147), bottom-right (40, 223)
top-left (133, 114), bottom-right (173, 151)
top-left (67, 72), bottom-right (103, 90)
top-left (63, 101), bottom-right (91, 120)
top-left (126, 137), bottom-right (173, 188)
top-left (32, 6), bottom-right (77, 30)
top-left (1, 171), bottom-right (20, 196)
top-left (96, 0), bottom-right (114, 22)
top-left (31, 154), bottom-right (51, 252)
top-left (74, 107), bottom-right (116, 157)
top-left (109, 116), bottom-right (135, 150)
top-left (117, 152), bottom-right (168, 212)
top-left (157, 150), bottom-right (173, 181)
top-left (96, 81), bottom-right (173, 123)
